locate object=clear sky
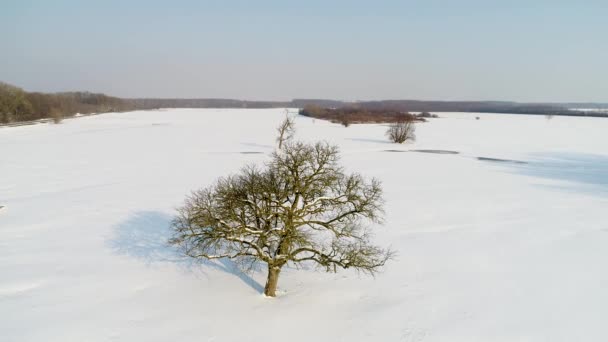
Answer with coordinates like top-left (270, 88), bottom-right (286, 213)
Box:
top-left (1, 0), bottom-right (606, 102)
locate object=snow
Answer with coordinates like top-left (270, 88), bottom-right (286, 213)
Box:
top-left (1, 109), bottom-right (608, 341)
top-left (570, 108), bottom-right (608, 113)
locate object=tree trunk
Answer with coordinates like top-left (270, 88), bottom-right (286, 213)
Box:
top-left (264, 265), bottom-right (281, 297)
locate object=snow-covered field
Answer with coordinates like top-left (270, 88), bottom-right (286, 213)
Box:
top-left (571, 108), bottom-right (608, 113)
top-left (1, 109), bottom-right (608, 341)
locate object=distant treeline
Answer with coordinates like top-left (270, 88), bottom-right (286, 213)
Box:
top-left (299, 105), bottom-right (428, 125)
top-left (130, 98), bottom-right (290, 109)
top-left (292, 99), bottom-right (608, 117)
top-left (2, 81), bottom-right (607, 124)
top-left (0, 82), bottom-right (136, 124)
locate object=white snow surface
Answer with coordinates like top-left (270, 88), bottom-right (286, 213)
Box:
top-left (1, 109), bottom-right (608, 341)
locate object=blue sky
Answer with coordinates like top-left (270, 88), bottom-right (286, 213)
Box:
top-left (1, 0), bottom-right (606, 101)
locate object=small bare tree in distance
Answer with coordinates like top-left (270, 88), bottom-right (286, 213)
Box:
top-left (50, 108), bottom-right (63, 124)
top-left (276, 114), bottom-right (295, 149)
top-left (386, 119), bottom-right (416, 144)
top-left (338, 113), bottom-right (351, 127)
top-left (170, 141), bottom-right (392, 297)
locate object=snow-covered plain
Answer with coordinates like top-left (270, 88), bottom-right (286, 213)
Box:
top-left (1, 109), bottom-right (608, 341)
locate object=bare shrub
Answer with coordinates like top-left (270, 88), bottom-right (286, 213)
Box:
top-left (417, 111), bottom-right (438, 118)
top-left (338, 114), bottom-right (351, 127)
top-left (386, 120), bottom-right (416, 144)
top-left (50, 109), bottom-right (63, 124)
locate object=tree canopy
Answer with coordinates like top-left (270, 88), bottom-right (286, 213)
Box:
top-left (171, 141), bottom-right (392, 297)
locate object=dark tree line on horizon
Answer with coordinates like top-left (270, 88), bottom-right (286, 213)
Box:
top-left (0, 82), bottom-right (135, 124)
top-left (2, 81), bottom-right (606, 125)
top-left (298, 105), bottom-right (428, 125)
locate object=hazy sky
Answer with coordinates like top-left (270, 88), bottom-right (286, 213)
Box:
top-left (2, 0), bottom-right (607, 102)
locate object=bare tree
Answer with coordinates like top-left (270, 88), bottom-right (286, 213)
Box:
top-left (386, 120), bottom-right (416, 144)
top-left (338, 113), bottom-right (351, 127)
top-left (170, 141), bottom-right (392, 297)
top-left (276, 115), bottom-right (295, 149)
top-left (50, 108), bottom-right (63, 124)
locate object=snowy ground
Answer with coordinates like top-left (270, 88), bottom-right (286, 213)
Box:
top-left (1, 109), bottom-right (607, 341)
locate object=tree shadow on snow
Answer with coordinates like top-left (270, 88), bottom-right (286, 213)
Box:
top-left (107, 211), bottom-right (264, 293)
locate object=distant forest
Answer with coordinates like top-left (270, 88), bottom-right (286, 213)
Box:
top-left (0, 82), bottom-right (136, 124)
top-left (298, 106), bottom-right (430, 125)
top-left (1, 81), bottom-right (607, 124)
